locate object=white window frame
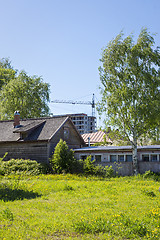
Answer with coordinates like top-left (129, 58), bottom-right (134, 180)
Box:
top-left (110, 154), bottom-right (118, 162)
top-left (125, 154), bottom-right (133, 162)
top-left (140, 153), bottom-right (160, 162)
top-left (118, 154), bottom-right (125, 162)
top-left (151, 154), bottom-right (159, 162)
top-left (94, 154), bottom-right (102, 162)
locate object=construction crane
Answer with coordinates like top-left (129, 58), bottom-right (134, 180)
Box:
top-left (51, 93), bottom-right (96, 117)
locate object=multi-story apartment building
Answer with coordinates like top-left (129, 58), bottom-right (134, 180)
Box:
top-left (68, 113), bottom-right (96, 134)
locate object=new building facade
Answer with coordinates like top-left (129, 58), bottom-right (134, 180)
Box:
top-left (68, 113), bottom-right (96, 134)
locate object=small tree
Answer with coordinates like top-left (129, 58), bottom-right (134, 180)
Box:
top-left (50, 139), bottom-right (76, 174)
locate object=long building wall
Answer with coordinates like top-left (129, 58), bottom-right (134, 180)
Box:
top-left (99, 162), bottom-right (160, 176)
top-left (74, 147), bottom-right (160, 176)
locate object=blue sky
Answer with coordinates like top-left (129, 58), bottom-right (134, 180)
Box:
top-left (0, 0), bottom-right (160, 127)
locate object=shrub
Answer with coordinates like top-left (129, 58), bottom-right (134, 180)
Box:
top-left (82, 156), bottom-right (114, 178)
top-left (104, 165), bottom-right (115, 178)
top-left (143, 170), bottom-right (160, 181)
top-left (50, 139), bottom-right (78, 174)
top-left (82, 156), bottom-right (96, 175)
top-left (0, 158), bottom-right (43, 176)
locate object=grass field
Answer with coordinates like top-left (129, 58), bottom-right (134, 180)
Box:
top-left (0, 174), bottom-right (160, 239)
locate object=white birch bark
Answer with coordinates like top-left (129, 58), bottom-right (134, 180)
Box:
top-left (132, 133), bottom-right (138, 175)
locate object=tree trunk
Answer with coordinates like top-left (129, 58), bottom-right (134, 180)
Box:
top-left (132, 142), bottom-right (139, 175)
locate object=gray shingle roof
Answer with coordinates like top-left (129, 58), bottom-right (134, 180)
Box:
top-left (13, 120), bottom-right (46, 133)
top-left (0, 116), bottom-right (69, 142)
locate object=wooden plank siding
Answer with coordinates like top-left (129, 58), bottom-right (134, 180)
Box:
top-left (0, 142), bottom-right (48, 163)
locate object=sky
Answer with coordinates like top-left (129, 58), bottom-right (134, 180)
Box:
top-left (0, 0), bottom-right (160, 128)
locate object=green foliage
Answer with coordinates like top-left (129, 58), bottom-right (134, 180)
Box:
top-left (104, 165), bottom-right (115, 178)
top-left (0, 158), bottom-right (44, 176)
top-left (98, 28), bottom-right (160, 138)
top-left (82, 155), bottom-right (114, 178)
top-left (82, 156), bottom-right (96, 175)
top-left (50, 139), bottom-right (78, 174)
top-left (104, 127), bottom-right (131, 146)
top-left (0, 58), bottom-right (50, 120)
top-left (0, 58), bottom-right (17, 90)
top-left (0, 70), bottom-right (50, 120)
top-left (143, 170), bottom-right (160, 181)
top-left (98, 28), bottom-right (160, 174)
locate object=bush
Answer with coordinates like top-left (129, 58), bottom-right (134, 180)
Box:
top-left (143, 170), bottom-right (160, 181)
top-left (0, 158), bottom-right (44, 176)
top-left (82, 156), bottom-right (114, 178)
top-left (104, 165), bottom-right (115, 178)
top-left (82, 156), bottom-right (96, 175)
top-left (50, 139), bottom-right (79, 174)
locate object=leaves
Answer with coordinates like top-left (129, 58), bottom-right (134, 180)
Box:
top-left (98, 28), bottom-right (160, 142)
top-left (98, 29), bottom-right (160, 174)
top-left (0, 64), bottom-right (50, 119)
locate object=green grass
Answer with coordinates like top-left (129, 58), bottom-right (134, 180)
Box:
top-left (0, 174), bottom-right (160, 239)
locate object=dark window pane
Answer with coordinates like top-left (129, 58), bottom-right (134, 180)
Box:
top-left (126, 155), bottom-right (132, 162)
top-left (142, 155), bottom-right (149, 161)
top-left (95, 155), bottom-right (101, 162)
top-left (110, 155), bottom-right (117, 162)
top-left (118, 155), bottom-right (124, 162)
top-left (151, 155), bottom-right (157, 162)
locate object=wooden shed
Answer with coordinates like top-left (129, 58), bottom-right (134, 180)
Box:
top-left (0, 113), bottom-right (85, 163)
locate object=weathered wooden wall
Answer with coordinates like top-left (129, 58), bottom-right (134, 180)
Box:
top-left (0, 141), bottom-right (48, 163)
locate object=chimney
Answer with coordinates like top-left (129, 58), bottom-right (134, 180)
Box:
top-left (14, 111), bottom-right (20, 128)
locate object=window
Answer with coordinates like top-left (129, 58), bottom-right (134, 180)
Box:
top-left (64, 127), bottom-right (69, 139)
top-left (126, 155), bottom-right (132, 162)
top-left (80, 155), bottom-right (87, 160)
top-left (20, 132), bottom-right (27, 140)
top-left (110, 155), bottom-right (117, 162)
top-left (151, 155), bottom-right (158, 162)
top-left (95, 155), bottom-right (101, 162)
top-left (142, 154), bottom-right (149, 161)
top-left (118, 155), bottom-right (124, 162)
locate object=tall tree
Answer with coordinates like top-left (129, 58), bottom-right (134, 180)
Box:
top-left (98, 28), bottom-right (160, 174)
top-left (0, 70), bottom-right (50, 119)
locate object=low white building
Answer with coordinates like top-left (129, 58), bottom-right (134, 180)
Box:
top-left (74, 145), bottom-right (160, 175)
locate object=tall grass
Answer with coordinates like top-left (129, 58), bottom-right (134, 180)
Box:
top-left (0, 174), bottom-right (160, 239)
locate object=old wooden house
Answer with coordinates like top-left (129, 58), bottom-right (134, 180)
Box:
top-left (0, 111), bottom-right (85, 163)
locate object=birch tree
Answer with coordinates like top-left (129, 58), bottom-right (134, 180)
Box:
top-left (98, 28), bottom-right (160, 174)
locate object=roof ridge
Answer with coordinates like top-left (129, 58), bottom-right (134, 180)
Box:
top-left (0, 115), bottom-right (69, 123)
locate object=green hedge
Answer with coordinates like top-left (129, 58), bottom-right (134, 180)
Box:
top-left (0, 158), bottom-right (50, 176)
